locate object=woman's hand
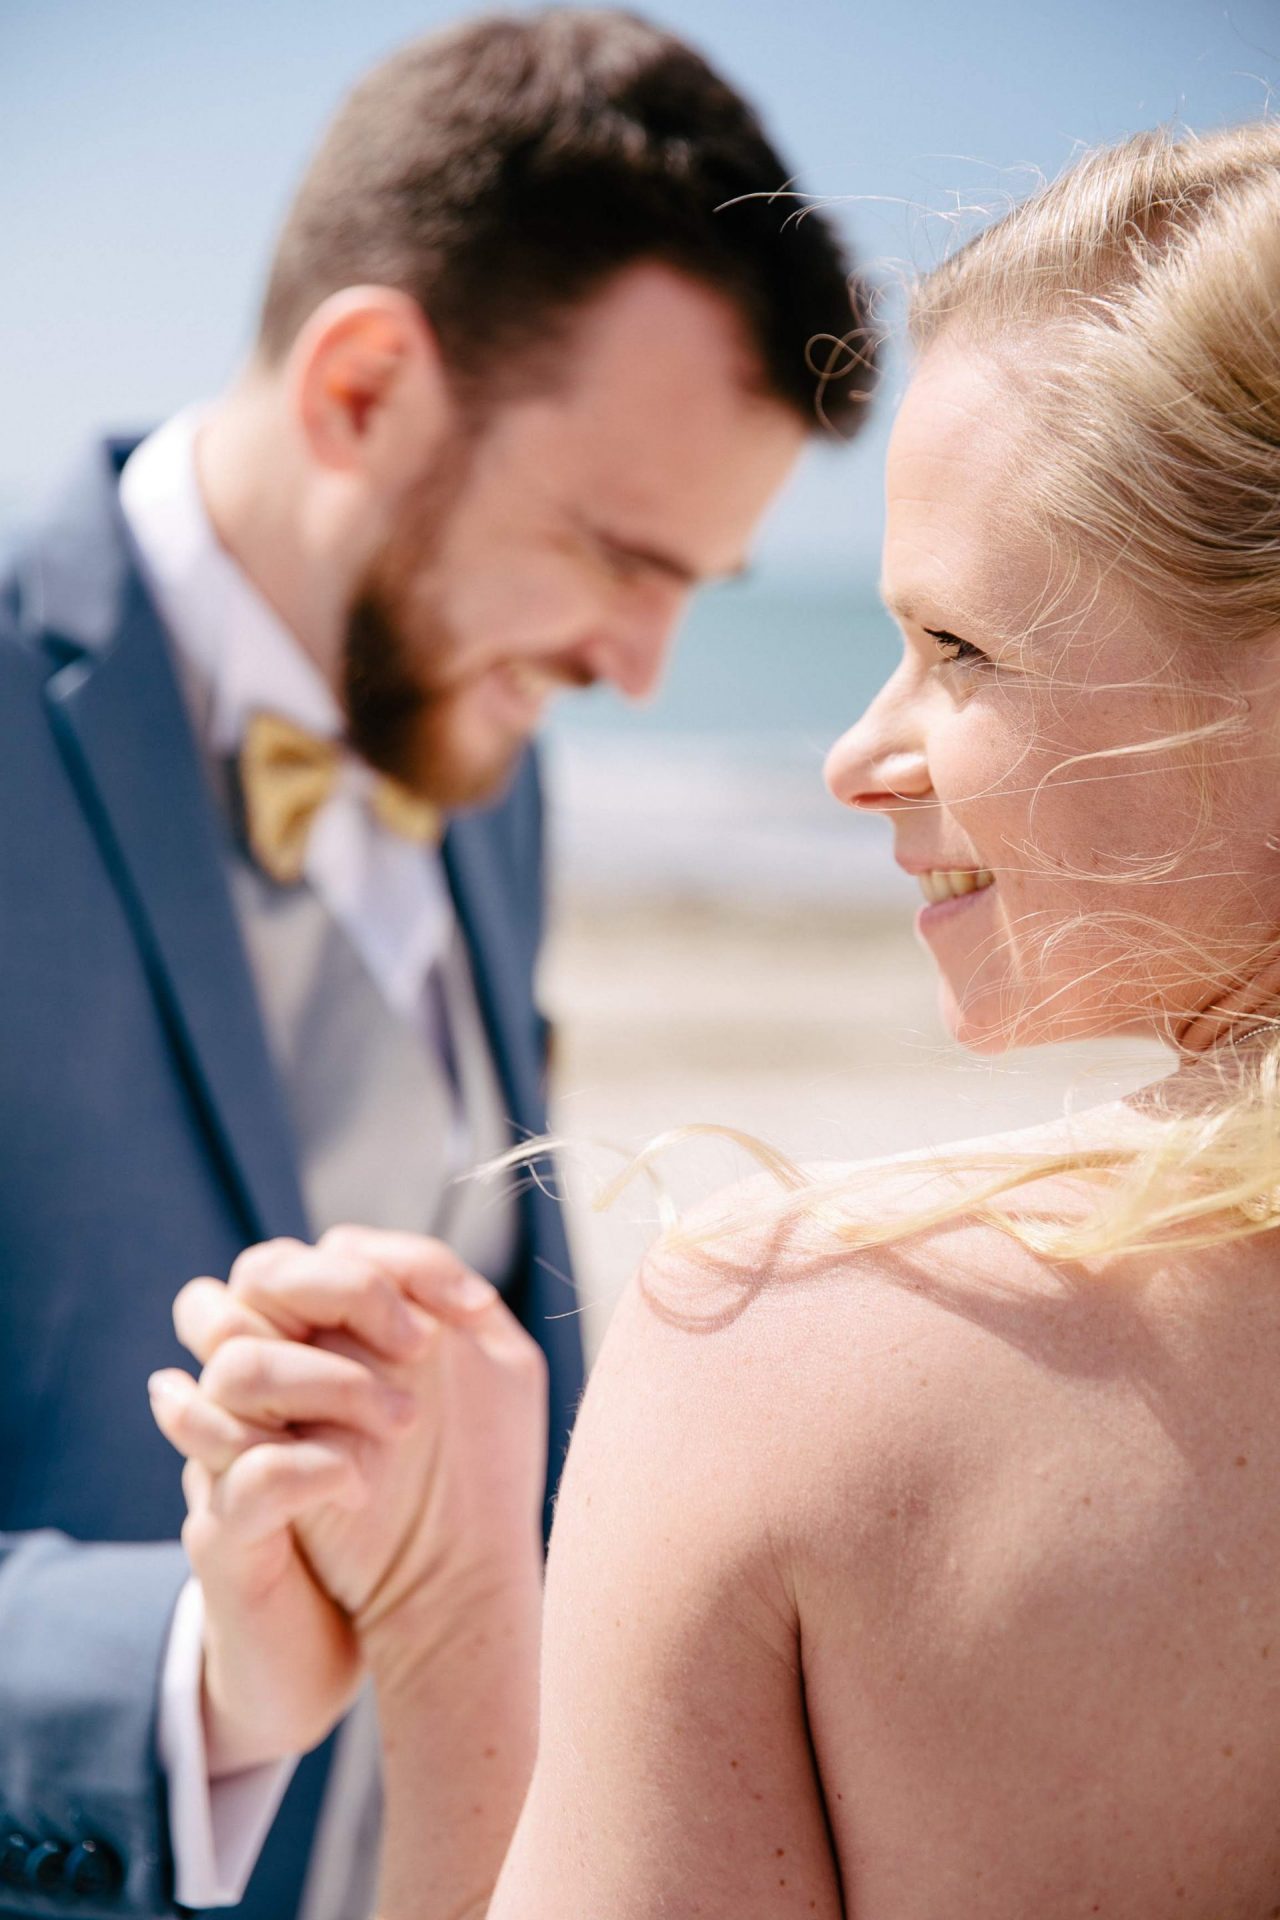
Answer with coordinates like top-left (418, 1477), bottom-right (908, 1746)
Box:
top-left (150, 1226), bottom-right (548, 1771)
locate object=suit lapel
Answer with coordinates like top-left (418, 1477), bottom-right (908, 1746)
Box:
top-left (444, 789), bottom-right (586, 1515)
top-left (27, 447), bottom-right (309, 1244)
top-left (442, 809), bottom-right (541, 1133)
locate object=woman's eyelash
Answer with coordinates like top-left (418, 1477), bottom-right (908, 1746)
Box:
top-left (924, 627), bottom-right (987, 666)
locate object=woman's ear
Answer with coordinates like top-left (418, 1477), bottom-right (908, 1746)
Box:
top-left (288, 286), bottom-right (451, 494)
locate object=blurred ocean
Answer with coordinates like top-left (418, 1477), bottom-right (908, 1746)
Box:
top-left (545, 574), bottom-right (917, 912)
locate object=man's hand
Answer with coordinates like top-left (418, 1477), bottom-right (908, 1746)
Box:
top-left (149, 1227), bottom-right (548, 1773)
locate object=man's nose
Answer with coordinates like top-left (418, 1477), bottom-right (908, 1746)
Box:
top-left (585, 594), bottom-right (690, 702)
top-left (824, 667), bottom-right (933, 812)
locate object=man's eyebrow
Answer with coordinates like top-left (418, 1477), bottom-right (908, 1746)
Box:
top-left (590, 522), bottom-right (749, 587)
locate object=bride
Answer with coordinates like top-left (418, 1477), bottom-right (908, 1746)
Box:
top-left (151, 119), bottom-right (1280, 1916)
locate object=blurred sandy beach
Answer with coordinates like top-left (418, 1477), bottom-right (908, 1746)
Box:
top-left (541, 898), bottom-right (1168, 1362)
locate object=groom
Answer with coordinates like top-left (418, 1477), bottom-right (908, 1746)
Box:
top-left (0, 10), bottom-right (867, 1919)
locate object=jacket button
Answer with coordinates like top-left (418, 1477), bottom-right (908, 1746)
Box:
top-left (0, 1832), bottom-right (30, 1885)
top-left (23, 1840), bottom-right (67, 1891)
top-left (67, 1839), bottom-right (125, 1899)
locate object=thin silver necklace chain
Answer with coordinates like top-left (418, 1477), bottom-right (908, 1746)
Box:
top-left (1215, 1021), bottom-right (1280, 1050)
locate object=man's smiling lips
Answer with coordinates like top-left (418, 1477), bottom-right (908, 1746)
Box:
top-left (479, 657), bottom-right (598, 731)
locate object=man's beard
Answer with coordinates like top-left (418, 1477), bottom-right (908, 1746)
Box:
top-left (343, 591), bottom-right (520, 808)
top-left (341, 440), bottom-right (524, 809)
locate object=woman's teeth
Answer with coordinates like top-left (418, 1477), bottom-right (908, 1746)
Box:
top-left (918, 868), bottom-right (995, 905)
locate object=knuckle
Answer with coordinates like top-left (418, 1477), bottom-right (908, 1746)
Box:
top-left (234, 1446), bottom-right (279, 1499)
top-left (273, 1246), bottom-right (331, 1296)
top-left (203, 1335), bottom-right (269, 1403)
top-left (319, 1223), bottom-right (367, 1258)
top-left (229, 1238), bottom-right (298, 1293)
top-left (401, 1234), bottom-right (458, 1279)
top-left (220, 1445), bottom-right (292, 1524)
top-left (322, 1249), bottom-right (381, 1296)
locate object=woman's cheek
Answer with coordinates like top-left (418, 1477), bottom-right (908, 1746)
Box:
top-left (930, 712), bottom-right (1030, 861)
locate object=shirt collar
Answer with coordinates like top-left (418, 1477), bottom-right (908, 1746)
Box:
top-left (118, 405), bottom-right (344, 758)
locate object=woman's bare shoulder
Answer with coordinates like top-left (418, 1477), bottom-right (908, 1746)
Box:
top-left (578, 1109), bottom-right (1233, 1584)
top-left (578, 1141), bottom-right (1075, 1547)
top-left (600, 1114), bottom-right (1130, 1390)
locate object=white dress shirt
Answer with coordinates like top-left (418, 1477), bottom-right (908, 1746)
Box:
top-left (120, 407), bottom-right (459, 1028)
top-left (119, 408), bottom-right (463, 1909)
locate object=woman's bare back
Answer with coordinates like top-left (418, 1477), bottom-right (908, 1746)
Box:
top-left (503, 1124), bottom-right (1280, 1918)
top-left (802, 1215), bottom-right (1280, 1915)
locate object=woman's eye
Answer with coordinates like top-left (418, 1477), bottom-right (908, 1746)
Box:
top-left (925, 627), bottom-right (988, 668)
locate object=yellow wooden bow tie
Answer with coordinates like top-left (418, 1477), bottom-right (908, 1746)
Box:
top-left (239, 710), bottom-right (442, 887)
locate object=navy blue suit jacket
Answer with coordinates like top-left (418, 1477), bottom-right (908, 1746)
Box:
top-left (0, 441), bottom-right (584, 1918)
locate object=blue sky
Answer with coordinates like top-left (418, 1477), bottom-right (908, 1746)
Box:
top-left (3, 0), bottom-right (1278, 575)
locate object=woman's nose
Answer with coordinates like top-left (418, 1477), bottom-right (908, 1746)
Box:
top-left (824, 678), bottom-right (933, 812)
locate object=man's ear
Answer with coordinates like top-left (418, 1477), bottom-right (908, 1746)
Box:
top-left (288, 287), bottom-right (451, 494)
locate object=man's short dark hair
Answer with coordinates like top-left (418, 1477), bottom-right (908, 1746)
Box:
top-left (258, 8), bottom-right (874, 432)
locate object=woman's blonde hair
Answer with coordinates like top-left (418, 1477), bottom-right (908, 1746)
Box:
top-left (598, 121), bottom-right (1280, 1266)
top-left (912, 120), bottom-right (1280, 643)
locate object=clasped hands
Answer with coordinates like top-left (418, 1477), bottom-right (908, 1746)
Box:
top-left (148, 1226), bottom-right (549, 1777)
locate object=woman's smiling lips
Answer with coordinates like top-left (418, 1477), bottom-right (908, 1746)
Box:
top-left (916, 865), bottom-right (995, 905)
top-left (899, 861), bottom-right (997, 931)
